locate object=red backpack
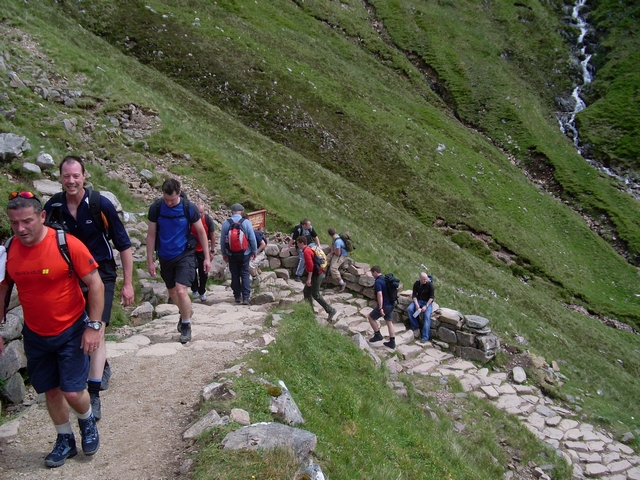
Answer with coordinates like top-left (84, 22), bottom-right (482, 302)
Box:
top-left (226, 219), bottom-right (248, 253)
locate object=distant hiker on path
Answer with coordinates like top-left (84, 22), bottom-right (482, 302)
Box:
top-left (407, 272), bottom-right (435, 343)
top-left (367, 265), bottom-right (396, 349)
top-left (287, 219), bottom-right (320, 282)
top-left (1, 192), bottom-right (103, 467)
top-left (220, 203), bottom-right (257, 305)
top-left (297, 236), bottom-right (337, 322)
top-left (327, 228), bottom-right (348, 292)
top-left (44, 155), bottom-right (134, 421)
top-left (146, 179), bottom-right (210, 344)
top-left (190, 203), bottom-right (216, 302)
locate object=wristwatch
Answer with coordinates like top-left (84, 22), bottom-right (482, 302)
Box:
top-left (87, 321), bottom-right (103, 331)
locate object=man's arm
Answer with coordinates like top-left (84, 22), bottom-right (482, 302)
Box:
top-left (80, 268), bottom-right (105, 355)
top-left (119, 247), bottom-right (134, 306)
top-left (146, 221), bottom-right (157, 277)
top-left (377, 290), bottom-right (384, 312)
top-left (207, 217), bottom-right (216, 254)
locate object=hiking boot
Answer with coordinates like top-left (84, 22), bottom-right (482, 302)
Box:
top-left (338, 283), bottom-right (346, 293)
top-left (100, 361), bottom-right (111, 391)
top-left (90, 393), bottom-right (102, 422)
top-left (369, 331), bottom-right (383, 343)
top-left (45, 433), bottom-right (77, 468)
top-left (412, 328), bottom-right (421, 339)
top-left (180, 322), bottom-right (192, 344)
top-left (235, 298), bottom-right (241, 304)
top-left (327, 308), bottom-right (337, 323)
top-left (200, 294), bottom-right (207, 302)
top-left (78, 415), bottom-right (100, 455)
top-left (242, 298), bottom-right (250, 305)
top-left (383, 339), bottom-right (396, 349)
top-left (177, 318), bottom-right (183, 333)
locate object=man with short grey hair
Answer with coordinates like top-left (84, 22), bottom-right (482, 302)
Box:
top-left (220, 203), bottom-right (257, 304)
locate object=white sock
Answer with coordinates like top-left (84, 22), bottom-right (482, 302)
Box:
top-left (54, 422), bottom-right (73, 435)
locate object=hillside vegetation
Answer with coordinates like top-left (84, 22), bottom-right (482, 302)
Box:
top-left (0, 0), bottom-right (639, 476)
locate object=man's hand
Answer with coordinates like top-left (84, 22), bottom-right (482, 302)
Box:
top-left (148, 261), bottom-right (156, 277)
top-left (81, 326), bottom-right (103, 355)
top-left (121, 283), bottom-right (134, 306)
top-left (203, 258), bottom-right (211, 273)
top-left (223, 255), bottom-right (229, 264)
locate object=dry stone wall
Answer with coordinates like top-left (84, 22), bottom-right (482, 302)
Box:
top-left (263, 244), bottom-right (501, 363)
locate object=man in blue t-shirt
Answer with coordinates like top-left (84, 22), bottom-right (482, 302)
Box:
top-left (327, 228), bottom-right (348, 292)
top-left (367, 265), bottom-right (396, 349)
top-left (146, 179), bottom-right (210, 344)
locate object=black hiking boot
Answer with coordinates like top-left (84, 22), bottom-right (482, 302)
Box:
top-left (180, 322), bottom-right (192, 344)
top-left (383, 338), bottom-right (396, 349)
top-left (369, 331), bottom-right (383, 343)
top-left (45, 433), bottom-right (77, 468)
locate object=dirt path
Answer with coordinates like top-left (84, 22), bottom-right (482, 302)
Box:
top-left (0, 287), bottom-right (275, 480)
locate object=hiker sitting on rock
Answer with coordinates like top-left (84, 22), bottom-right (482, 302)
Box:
top-left (407, 272), bottom-right (434, 343)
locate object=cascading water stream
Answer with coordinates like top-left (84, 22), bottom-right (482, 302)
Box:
top-left (557, 0), bottom-right (592, 153)
top-left (556, 0), bottom-right (640, 200)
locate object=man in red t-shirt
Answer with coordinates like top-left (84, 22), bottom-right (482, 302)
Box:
top-left (0, 193), bottom-right (104, 468)
top-left (190, 203), bottom-right (216, 302)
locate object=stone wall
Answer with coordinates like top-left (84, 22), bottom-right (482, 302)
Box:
top-left (264, 244), bottom-right (501, 363)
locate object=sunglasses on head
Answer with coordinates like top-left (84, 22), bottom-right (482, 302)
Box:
top-left (9, 191), bottom-right (41, 202)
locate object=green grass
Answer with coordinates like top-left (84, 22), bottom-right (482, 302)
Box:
top-left (193, 306), bottom-right (572, 479)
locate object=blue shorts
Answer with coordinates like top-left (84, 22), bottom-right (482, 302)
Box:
top-left (369, 304), bottom-right (394, 322)
top-left (22, 314), bottom-right (89, 394)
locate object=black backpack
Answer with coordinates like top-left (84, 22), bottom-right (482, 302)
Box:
top-left (150, 192), bottom-right (196, 254)
top-left (384, 273), bottom-right (401, 305)
top-left (46, 188), bottom-right (109, 236)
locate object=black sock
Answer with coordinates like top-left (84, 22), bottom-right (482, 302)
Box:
top-left (87, 380), bottom-right (101, 397)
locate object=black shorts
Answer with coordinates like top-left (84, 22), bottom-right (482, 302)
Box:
top-left (159, 249), bottom-right (196, 289)
top-left (370, 304), bottom-right (394, 322)
top-left (22, 314), bottom-right (89, 394)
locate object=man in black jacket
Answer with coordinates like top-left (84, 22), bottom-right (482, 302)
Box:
top-left (407, 273), bottom-right (435, 342)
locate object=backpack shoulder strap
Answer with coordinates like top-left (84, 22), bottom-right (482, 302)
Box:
top-left (54, 229), bottom-right (74, 278)
top-left (86, 188), bottom-right (108, 234)
top-left (3, 237), bottom-right (15, 321)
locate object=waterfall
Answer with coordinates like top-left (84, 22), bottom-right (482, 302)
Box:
top-left (556, 0), bottom-right (592, 154)
top-left (556, 1), bottom-right (640, 200)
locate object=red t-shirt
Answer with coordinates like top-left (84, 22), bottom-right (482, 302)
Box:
top-left (189, 215), bottom-right (212, 253)
top-left (5, 228), bottom-right (99, 336)
top-left (302, 246), bottom-right (320, 274)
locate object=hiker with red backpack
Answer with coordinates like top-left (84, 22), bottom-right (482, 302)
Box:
top-left (220, 203), bottom-right (257, 305)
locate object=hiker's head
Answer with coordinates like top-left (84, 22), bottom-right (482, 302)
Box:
top-left (328, 228), bottom-right (336, 236)
top-left (60, 155), bottom-right (86, 175)
top-left (7, 191), bottom-right (46, 247)
top-left (231, 203), bottom-right (245, 214)
top-left (60, 156), bottom-right (87, 196)
top-left (296, 236), bottom-right (308, 247)
top-left (197, 203), bottom-right (206, 217)
top-left (161, 179), bottom-right (181, 207)
top-left (370, 265), bottom-right (382, 277)
top-left (301, 219), bottom-right (311, 229)
top-left (420, 272), bottom-right (430, 284)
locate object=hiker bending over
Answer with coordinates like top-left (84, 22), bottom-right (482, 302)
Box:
top-left (286, 219), bottom-right (319, 282)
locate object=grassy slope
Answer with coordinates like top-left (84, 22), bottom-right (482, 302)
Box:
top-left (0, 0), bottom-right (638, 461)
